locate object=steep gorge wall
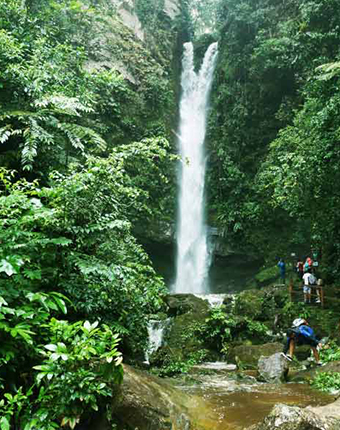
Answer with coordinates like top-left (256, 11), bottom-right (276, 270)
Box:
top-left (205, 0), bottom-right (340, 259)
top-left (84, 0), bottom-right (185, 145)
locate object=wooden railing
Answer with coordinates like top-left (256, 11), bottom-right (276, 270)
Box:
top-left (288, 279), bottom-right (324, 307)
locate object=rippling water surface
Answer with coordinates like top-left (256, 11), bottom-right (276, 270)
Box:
top-left (174, 373), bottom-right (334, 429)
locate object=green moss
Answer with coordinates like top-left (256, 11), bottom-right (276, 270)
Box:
top-left (234, 289), bottom-right (265, 319)
top-left (255, 265), bottom-right (279, 287)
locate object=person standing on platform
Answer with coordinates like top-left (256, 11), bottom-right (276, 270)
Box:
top-left (296, 258), bottom-right (304, 280)
top-left (302, 270), bottom-right (312, 303)
top-left (277, 258), bottom-right (286, 284)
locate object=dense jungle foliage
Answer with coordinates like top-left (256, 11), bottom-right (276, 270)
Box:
top-left (208, 0), bottom-right (340, 281)
top-left (0, 0), bottom-right (180, 427)
top-left (2, 0), bottom-right (340, 426)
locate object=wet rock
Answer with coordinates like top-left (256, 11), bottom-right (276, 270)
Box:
top-left (190, 362), bottom-right (237, 374)
top-left (309, 397), bottom-right (340, 422)
top-left (152, 294), bottom-right (213, 366)
top-left (164, 293), bottom-right (210, 316)
top-left (106, 364), bottom-right (208, 430)
top-left (227, 343), bottom-right (283, 369)
top-left (258, 353), bottom-right (289, 383)
top-left (247, 402), bottom-right (340, 430)
top-left (290, 360), bottom-right (340, 383)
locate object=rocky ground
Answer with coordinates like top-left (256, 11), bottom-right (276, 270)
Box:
top-left (94, 289), bottom-right (340, 429)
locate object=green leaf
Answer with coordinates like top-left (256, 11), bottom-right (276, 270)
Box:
top-left (0, 259), bottom-right (16, 276)
top-left (52, 296), bottom-right (67, 314)
top-left (44, 344), bottom-right (57, 352)
top-left (50, 237), bottom-right (72, 246)
top-left (0, 416), bottom-right (10, 430)
top-left (84, 321), bottom-right (91, 330)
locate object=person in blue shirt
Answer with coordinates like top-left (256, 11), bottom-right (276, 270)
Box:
top-left (277, 258), bottom-right (286, 284)
top-left (281, 318), bottom-right (323, 365)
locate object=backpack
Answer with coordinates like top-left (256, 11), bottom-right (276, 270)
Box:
top-left (298, 325), bottom-right (314, 339)
top-left (309, 274), bottom-right (317, 285)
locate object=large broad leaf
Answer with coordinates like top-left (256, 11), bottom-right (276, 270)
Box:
top-left (0, 416), bottom-right (10, 430)
top-left (0, 259), bottom-right (16, 276)
top-left (49, 237), bottom-right (72, 246)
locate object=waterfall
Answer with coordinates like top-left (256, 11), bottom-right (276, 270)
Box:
top-left (174, 42), bottom-right (218, 294)
top-left (144, 319), bottom-right (171, 364)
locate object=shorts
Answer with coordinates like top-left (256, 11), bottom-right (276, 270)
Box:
top-left (296, 336), bottom-right (319, 348)
top-left (303, 285), bottom-right (311, 294)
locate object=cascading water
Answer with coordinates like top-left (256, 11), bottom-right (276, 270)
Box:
top-left (144, 319), bottom-right (171, 364)
top-left (174, 42), bottom-right (218, 294)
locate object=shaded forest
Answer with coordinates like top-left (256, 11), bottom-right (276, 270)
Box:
top-left (1, 0), bottom-right (340, 428)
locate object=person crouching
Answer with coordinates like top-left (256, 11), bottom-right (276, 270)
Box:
top-left (281, 318), bottom-right (323, 365)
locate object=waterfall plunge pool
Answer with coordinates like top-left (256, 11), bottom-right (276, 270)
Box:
top-left (143, 241), bottom-right (263, 295)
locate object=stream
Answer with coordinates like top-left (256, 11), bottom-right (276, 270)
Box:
top-left (171, 368), bottom-right (334, 429)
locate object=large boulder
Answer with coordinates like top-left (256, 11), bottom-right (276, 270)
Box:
top-left (164, 294), bottom-right (210, 316)
top-left (95, 364), bottom-right (218, 430)
top-left (247, 401), bottom-right (340, 430)
top-left (227, 343), bottom-right (283, 369)
top-left (258, 353), bottom-right (289, 383)
top-left (152, 294), bottom-right (212, 366)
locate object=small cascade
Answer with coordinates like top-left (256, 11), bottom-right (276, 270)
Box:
top-left (144, 319), bottom-right (171, 364)
top-left (194, 293), bottom-right (234, 307)
top-left (174, 42), bottom-right (218, 295)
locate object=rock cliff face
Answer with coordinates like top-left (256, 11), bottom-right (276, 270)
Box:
top-left (115, 0), bottom-right (180, 39)
top-left (116, 0), bottom-right (145, 41)
top-left (86, 0), bottom-right (181, 81)
top-left (83, 0), bottom-right (183, 149)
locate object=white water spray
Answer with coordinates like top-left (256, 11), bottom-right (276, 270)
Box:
top-left (174, 42), bottom-right (218, 294)
top-left (144, 319), bottom-right (171, 364)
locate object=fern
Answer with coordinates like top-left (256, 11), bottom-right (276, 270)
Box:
top-left (0, 125), bottom-right (13, 143)
top-left (1, 95), bottom-right (107, 170)
top-left (57, 122), bottom-right (85, 152)
top-left (21, 118), bottom-right (55, 170)
top-left (316, 61), bottom-right (340, 81)
top-left (34, 95), bottom-right (93, 116)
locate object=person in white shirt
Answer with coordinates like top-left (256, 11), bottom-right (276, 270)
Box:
top-left (302, 271), bottom-right (312, 303)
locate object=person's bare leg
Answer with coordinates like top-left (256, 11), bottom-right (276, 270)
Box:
top-left (289, 339), bottom-right (295, 357)
top-left (311, 347), bottom-right (320, 363)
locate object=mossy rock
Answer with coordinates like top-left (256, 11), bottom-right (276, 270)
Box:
top-left (164, 294), bottom-right (210, 316)
top-left (289, 360), bottom-right (340, 383)
top-left (255, 265), bottom-right (279, 287)
top-left (152, 294), bottom-right (211, 366)
top-left (234, 289), bottom-right (265, 319)
top-left (226, 342), bottom-right (283, 369)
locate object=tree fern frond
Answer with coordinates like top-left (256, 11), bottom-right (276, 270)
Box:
top-left (21, 119), bottom-right (54, 170)
top-left (34, 95), bottom-right (94, 116)
top-left (0, 125), bottom-right (23, 143)
top-left (0, 125), bottom-right (13, 143)
top-left (0, 110), bottom-right (39, 120)
top-left (71, 124), bottom-right (107, 152)
top-left (57, 122), bottom-right (85, 152)
top-left (58, 122), bottom-right (107, 152)
top-left (21, 134), bottom-right (38, 171)
top-left (316, 61), bottom-right (340, 81)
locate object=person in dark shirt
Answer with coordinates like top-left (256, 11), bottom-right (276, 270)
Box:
top-left (296, 258), bottom-right (304, 280)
